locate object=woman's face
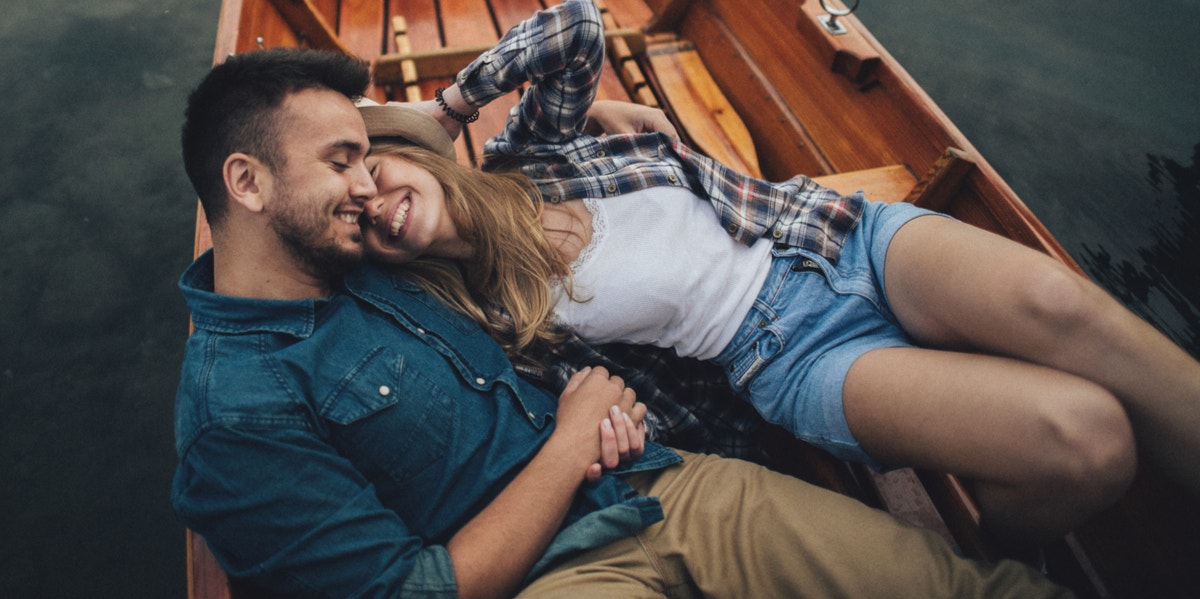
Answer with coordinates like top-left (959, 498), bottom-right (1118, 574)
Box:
top-left (361, 153), bottom-right (470, 264)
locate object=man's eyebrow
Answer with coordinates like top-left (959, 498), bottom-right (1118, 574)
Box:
top-left (326, 140), bottom-right (367, 156)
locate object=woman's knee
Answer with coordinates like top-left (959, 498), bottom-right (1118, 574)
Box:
top-left (1013, 262), bottom-right (1111, 338)
top-left (1033, 384), bottom-right (1136, 500)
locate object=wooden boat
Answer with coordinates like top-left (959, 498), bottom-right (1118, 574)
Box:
top-left (188, 0), bottom-right (1199, 597)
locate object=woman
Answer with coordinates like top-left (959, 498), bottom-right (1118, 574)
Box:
top-left (356, 0), bottom-right (1200, 546)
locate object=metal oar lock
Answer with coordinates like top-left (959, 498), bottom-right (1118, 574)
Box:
top-left (818, 0), bottom-right (860, 35)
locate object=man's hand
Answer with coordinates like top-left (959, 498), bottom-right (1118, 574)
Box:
top-left (553, 367), bottom-right (631, 465)
top-left (584, 100), bottom-right (678, 139)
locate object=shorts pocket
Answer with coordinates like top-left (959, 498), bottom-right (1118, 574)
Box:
top-left (726, 326), bottom-right (783, 391)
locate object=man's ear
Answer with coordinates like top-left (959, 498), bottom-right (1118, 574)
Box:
top-left (223, 152), bottom-right (270, 213)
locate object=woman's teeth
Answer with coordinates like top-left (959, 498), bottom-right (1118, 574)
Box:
top-left (390, 200), bottom-right (410, 237)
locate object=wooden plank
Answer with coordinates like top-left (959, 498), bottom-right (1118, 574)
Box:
top-left (387, 0), bottom-right (470, 161)
top-left (643, 0), bottom-right (690, 32)
top-left (588, 0), bottom-right (638, 102)
top-left (692, 0), bottom-right (912, 173)
top-left (339, 0), bottom-right (387, 100)
top-left (796, 0), bottom-right (880, 83)
top-left (389, 16), bottom-right (422, 101)
top-left (646, 40), bottom-right (761, 177)
top-left (266, 0), bottom-right (351, 55)
top-left (905, 146), bottom-right (975, 212)
top-left (812, 164), bottom-right (916, 203)
top-left (238, 0), bottom-right (302, 52)
top-left (436, 0), bottom-right (512, 164)
top-left (187, 531), bottom-right (231, 599)
top-left (674, 1), bottom-right (829, 181)
top-left (603, 0), bottom-right (655, 29)
top-left (311, 0), bottom-right (339, 27)
top-left (374, 29), bottom-right (648, 82)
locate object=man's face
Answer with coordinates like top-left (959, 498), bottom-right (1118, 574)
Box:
top-left (265, 88), bottom-right (376, 279)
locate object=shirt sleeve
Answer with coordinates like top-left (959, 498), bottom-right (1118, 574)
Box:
top-left (172, 425), bottom-right (457, 599)
top-left (455, 0), bottom-right (606, 145)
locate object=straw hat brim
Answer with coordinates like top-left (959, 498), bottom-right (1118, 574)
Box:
top-left (356, 98), bottom-right (457, 161)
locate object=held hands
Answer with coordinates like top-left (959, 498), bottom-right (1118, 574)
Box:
top-left (584, 100), bottom-right (679, 139)
top-left (554, 366), bottom-right (647, 483)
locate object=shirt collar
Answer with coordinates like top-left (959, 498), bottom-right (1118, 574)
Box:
top-left (178, 251), bottom-right (324, 338)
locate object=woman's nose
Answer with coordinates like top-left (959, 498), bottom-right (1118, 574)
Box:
top-left (363, 196), bottom-right (384, 225)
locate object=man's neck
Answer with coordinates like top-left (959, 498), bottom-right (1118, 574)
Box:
top-left (210, 233), bottom-right (334, 300)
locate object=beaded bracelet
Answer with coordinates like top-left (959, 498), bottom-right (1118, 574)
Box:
top-left (434, 87), bottom-right (480, 124)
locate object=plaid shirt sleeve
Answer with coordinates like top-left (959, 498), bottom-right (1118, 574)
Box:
top-left (456, 0), bottom-right (604, 146)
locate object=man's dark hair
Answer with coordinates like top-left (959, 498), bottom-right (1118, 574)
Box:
top-left (181, 48), bottom-right (370, 226)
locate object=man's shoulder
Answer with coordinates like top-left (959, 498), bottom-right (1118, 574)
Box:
top-left (173, 303), bottom-right (386, 448)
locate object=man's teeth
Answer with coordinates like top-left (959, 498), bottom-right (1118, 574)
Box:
top-left (339, 213), bottom-right (358, 224)
top-left (390, 201), bottom-right (410, 237)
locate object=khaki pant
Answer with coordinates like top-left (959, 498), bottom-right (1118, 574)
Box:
top-left (518, 452), bottom-right (1072, 598)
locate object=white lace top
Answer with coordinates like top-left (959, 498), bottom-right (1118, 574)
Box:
top-left (551, 186), bottom-right (774, 360)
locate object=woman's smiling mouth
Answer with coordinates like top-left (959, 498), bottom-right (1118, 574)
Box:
top-left (389, 195), bottom-right (412, 238)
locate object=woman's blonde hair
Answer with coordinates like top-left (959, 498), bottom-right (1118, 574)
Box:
top-left (368, 142), bottom-right (575, 361)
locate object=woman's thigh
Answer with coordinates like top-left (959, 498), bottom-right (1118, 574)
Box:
top-left (880, 214), bottom-right (1104, 357)
top-left (842, 345), bottom-right (1132, 481)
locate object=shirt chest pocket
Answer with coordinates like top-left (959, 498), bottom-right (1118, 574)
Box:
top-left (322, 349), bottom-right (454, 485)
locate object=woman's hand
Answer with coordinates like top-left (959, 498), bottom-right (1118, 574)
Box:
top-left (584, 100), bottom-right (678, 139)
top-left (585, 402), bottom-right (648, 482)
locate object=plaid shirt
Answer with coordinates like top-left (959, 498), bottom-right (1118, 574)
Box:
top-left (456, 0), bottom-right (865, 460)
top-left (457, 0), bottom-right (865, 262)
top-left (525, 334), bottom-right (772, 462)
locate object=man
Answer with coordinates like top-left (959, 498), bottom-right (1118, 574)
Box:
top-left (173, 47), bottom-right (1070, 597)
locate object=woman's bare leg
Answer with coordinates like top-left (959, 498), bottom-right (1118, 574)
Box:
top-left (843, 346), bottom-right (1135, 544)
top-left (878, 215), bottom-right (1200, 496)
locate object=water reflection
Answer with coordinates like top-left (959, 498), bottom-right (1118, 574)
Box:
top-left (1082, 144), bottom-right (1200, 357)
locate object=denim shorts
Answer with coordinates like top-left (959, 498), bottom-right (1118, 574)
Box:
top-left (712, 200), bottom-right (942, 468)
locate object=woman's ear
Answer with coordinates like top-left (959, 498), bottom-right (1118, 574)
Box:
top-left (223, 152), bottom-right (269, 213)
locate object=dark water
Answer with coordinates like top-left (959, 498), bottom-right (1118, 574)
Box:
top-left (0, 0), bottom-right (220, 596)
top-left (858, 0), bottom-right (1200, 355)
top-left (0, 0), bottom-right (1195, 596)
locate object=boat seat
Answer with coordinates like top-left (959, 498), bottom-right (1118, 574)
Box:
top-left (813, 164), bottom-right (917, 203)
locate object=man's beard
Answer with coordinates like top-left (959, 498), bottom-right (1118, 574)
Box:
top-left (267, 185), bottom-right (364, 281)
top-left (276, 225), bottom-right (363, 280)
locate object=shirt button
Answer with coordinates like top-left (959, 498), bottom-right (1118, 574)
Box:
top-left (416, 327), bottom-right (425, 335)
top-left (772, 229), bottom-right (783, 239)
top-left (607, 183), bottom-right (617, 193)
top-left (527, 411), bottom-right (536, 420)
top-left (475, 377), bottom-right (486, 385)
top-left (378, 385), bottom-right (391, 396)
top-left (727, 224), bottom-right (738, 234)
top-left (549, 196), bottom-right (560, 204)
top-left (668, 174), bottom-right (678, 183)
top-left (596, 150), bottom-right (606, 157)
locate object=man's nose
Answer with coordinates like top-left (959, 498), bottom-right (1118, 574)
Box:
top-left (350, 164), bottom-right (378, 210)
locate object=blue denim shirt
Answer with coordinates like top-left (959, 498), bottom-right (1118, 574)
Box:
top-left (172, 251), bottom-right (679, 597)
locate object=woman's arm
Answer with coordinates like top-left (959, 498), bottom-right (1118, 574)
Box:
top-left (584, 100), bottom-right (679, 139)
top-left (453, 0), bottom-right (606, 145)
